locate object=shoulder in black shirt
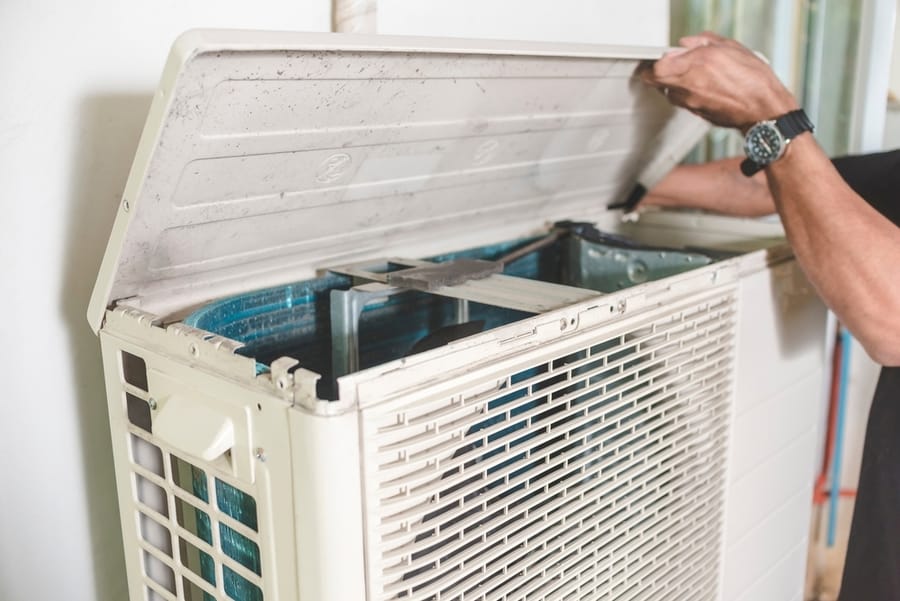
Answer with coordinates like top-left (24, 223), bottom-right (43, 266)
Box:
top-left (832, 149), bottom-right (900, 225)
top-left (827, 149), bottom-right (899, 599)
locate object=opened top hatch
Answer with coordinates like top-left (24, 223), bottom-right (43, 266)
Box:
top-left (88, 29), bottom-right (708, 332)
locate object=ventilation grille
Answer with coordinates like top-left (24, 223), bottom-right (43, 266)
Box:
top-left (361, 291), bottom-right (737, 601)
top-left (122, 378), bottom-right (264, 601)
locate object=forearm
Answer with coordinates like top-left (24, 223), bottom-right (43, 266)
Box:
top-left (643, 157), bottom-right (775, 216)
top-left (768, 135), bottom-right (900, 365)
top-left (637, 31), bottom-right (900, 364)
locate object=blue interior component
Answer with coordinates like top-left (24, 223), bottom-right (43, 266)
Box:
top-left (184, 238), bottom-right (557, 398)
top-left (191, 474), bottom-right (261, 601)
top-left (183, 234), bottom-right (713, 400)
top-left (185, 273), bottom-right (352, 379)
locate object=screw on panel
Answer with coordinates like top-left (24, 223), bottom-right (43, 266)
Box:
top-left (189, 342), bottom-right (200, 357)
top-left (122, 199), bottom-right (130, 212)
top-left (559, 318), bottom-right (568, 331)
top-left (617, 300), bottom-right (627, 314)
top-left (147, 398), bottom-right (158, 411)
top-left (254, 447), bottom-right (267, 462)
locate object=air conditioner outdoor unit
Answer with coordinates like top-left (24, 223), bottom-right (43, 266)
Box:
top-left (89, 30), bottom-right (828, 601)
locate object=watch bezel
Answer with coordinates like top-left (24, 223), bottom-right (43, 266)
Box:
top-left (743, 120), bottom-right (787, 167)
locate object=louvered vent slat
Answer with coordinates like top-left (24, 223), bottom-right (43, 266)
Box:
top-left (362, 291), bottom-right (737, 600)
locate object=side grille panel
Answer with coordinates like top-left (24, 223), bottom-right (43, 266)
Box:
top-left (361, 291), bottom-right (737, 601)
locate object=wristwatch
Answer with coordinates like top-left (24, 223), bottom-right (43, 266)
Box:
top-left (740, 109), bottom-right (815, 176)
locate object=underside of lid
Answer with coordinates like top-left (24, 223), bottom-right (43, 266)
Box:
top-left (88, 29), bottom-right (709, 332)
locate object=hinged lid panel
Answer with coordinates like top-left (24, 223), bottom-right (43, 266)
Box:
top-left (89, 29), bottom-right (708, 332)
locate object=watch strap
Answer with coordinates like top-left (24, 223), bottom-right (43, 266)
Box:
top-left (740, 158), bottom-right (763, 177)
top-left (775, 109), bottom-right (815, 140)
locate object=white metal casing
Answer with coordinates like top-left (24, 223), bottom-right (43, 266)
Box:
top-left (91, 30), bottom-right (827, 601)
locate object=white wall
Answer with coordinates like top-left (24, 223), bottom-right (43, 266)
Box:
top-left (337, 0), bottom-right (670, 46)
top-left (0, 3), bottom-right (329, 601)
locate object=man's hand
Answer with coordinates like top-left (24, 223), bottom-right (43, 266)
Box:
top-left (639, 32), bottom-right (798, 131)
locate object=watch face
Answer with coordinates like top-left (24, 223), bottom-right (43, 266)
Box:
top-left (744, 121), bottom-right (785, 165)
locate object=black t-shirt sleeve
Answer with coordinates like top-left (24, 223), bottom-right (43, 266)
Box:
top-left (831, 149), bottom-right (900, 225)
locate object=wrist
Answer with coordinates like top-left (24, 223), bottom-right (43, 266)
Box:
top-left (766, 130), bottom-right (815, 169)
top-left (742, 89), bottom-right (799, 133)
top-left (765, 96), bottom-right (800, 120)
